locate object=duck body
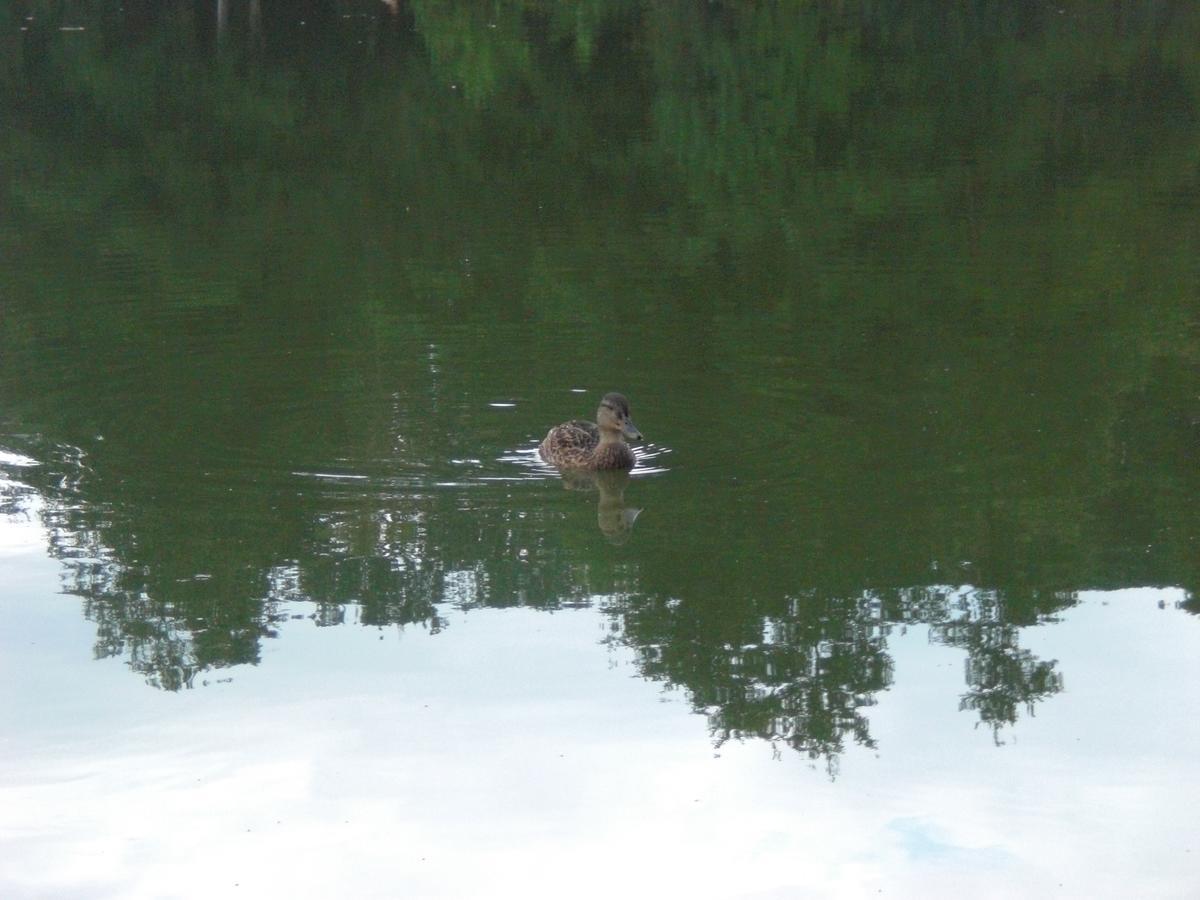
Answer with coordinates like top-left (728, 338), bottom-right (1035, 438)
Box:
top-left (540, 420), bottom-right (636, 470)
top-left (539, 393), bottom-right (642, 471)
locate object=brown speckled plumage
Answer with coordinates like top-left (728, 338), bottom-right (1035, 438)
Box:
top-left (539, 393), bottom-right (642, 470)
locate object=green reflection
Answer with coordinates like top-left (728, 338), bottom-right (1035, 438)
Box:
top-left (1, 2), bottom-right (1197, 764)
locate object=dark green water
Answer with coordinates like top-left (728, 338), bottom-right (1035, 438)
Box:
top-left (1, 3), bottom-right (1198, 896)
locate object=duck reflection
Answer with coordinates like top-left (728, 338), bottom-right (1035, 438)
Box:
top-left (560, 469), bottom-right (642, 543)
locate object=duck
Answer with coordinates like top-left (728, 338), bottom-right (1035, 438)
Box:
top-left (538, 392), bottom-right (643, 470)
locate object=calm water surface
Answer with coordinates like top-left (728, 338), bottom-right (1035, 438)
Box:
top-left (2, 3), bottom-right (1199, 898)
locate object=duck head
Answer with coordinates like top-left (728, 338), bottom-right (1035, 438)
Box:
top-left (597, 392), bottom-right (642, 441)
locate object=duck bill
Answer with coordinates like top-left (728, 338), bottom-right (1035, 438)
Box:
top-left (622, 420), bottom-right (643, 441)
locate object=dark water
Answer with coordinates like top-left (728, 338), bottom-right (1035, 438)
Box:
top-left (2, 3), bottom-right (1199, 896)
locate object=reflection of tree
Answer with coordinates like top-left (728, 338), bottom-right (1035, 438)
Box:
top-left (956, 627), bottom-right (1063, 742)
top-left (8, 428), bottom-right (1079, 771)
top-left (612, 585), bottom-right (1072, 770)
top-left (11, 433), bottom-right (622, 687)
top-left (928, 589), bottom-right (1067, 742)
top-left (0, 423), bottom-right (1165, 769)
top-left (1, 1), bottom-right (1198, 766)
top-left (618, 592), bottom-right (892, 766)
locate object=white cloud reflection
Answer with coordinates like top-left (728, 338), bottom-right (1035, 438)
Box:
top-left (2, 505), bottom-right (1199, 898)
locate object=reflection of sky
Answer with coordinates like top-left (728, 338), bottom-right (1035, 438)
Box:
top-left (2, 509), bottom-right (1199, 899)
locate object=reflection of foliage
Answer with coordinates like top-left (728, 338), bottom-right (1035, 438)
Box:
top-left (409, 0), bottom-right (532, 106)
top-left (619, 591), bottom-right (892, 766)
top-left (613, 585), bottom-right (1073, 769)
top-left (928, 588), bottom-right (1067, 741)
top-left (957, 628), bottom-right (1063, 741)
top-left (1, 2), bottom-right (1198, 769)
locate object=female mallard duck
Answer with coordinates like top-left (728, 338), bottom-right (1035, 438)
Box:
top-left (539, 392), bottom-right (643, 470)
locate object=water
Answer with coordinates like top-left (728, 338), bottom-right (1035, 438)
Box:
top-left (2, 3), bottom-right (1199, 897)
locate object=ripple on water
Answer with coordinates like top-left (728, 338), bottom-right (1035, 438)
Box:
top-left (0, 449), bottom-right (41, 468)
top-left (497, 442), bottom-right (671, 480)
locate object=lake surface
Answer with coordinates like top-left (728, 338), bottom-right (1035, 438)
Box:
top-left (2, 3), bottom-right (1199, 897)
